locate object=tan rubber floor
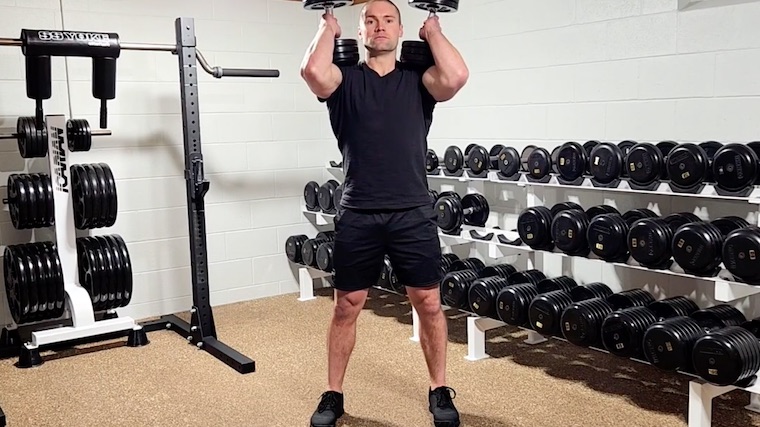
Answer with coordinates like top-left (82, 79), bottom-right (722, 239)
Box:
top-left (1, 287), bottom-right (758, 427)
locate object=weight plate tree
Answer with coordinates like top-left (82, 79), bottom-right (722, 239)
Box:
top-left (0, 18), bottom-right (281, 374)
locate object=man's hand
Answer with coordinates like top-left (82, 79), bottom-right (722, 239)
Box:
top-left (321, 13), bottom-right (342, 39)
top-left (419, 15), bottom-right (442, 41)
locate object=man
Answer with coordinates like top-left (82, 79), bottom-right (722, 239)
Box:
top-left (300, 0), bottom-right (468, 426)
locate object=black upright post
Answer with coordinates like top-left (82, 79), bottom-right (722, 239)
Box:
top-left (140, 17), bottom-right (255, 374)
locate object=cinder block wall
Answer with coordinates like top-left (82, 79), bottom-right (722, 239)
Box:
top-left (1, 0), bottom-right (759, 322)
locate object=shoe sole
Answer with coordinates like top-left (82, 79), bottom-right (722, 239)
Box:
top-left (434, 421), bottom-right (460, 427)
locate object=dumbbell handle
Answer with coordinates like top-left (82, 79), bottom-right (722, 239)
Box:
top-left (0, 129), bottom-right (112, 140)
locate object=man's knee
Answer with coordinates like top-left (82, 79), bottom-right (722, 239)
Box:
top-left (408, 286), bottom-right (443, 318)
top-left (332, 289), bottom-right (368, 324)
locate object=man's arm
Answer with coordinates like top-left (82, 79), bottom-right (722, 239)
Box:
top-left (421, 20), bottom-right (469, 102)
top-left (300, 17), bottom-right (343, 100)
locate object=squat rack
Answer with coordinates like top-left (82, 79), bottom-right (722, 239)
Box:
top-left (0, 17), bottom-right (279, 379)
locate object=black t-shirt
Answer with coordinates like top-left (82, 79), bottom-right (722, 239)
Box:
top-left (321, 61), bottom-right (437, 210)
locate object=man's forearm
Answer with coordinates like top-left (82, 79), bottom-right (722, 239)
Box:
top-left (301, 26), bottom-right (336, 76)
top-left (426, 31), bottom-right (468, 84)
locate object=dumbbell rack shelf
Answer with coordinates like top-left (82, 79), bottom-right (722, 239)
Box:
top-left (427, 169), bottom-right (760, 204)
top-left (299, 161), bottom-right (760, 427)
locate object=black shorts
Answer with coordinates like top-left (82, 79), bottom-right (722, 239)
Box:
top-left (332, 203), bottom-right (442, 292)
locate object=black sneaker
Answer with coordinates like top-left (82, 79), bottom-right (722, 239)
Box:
top-left (310, 391), bottom-right (345, 427)
top-left (429, 386), bottom-right (460, 427)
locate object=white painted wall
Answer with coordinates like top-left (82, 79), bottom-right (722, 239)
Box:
top-left (1, 0), bottom-right (760, 324)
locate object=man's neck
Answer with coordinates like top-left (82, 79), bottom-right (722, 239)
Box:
top-left (364, 53), bottom-right (397, 76)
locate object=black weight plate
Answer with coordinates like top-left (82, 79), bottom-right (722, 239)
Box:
top-left (34, 243), bottom-right (55, 318)
top-left (77, 237), bottom-right (99, 308)
top-left (88, 237), bottom-right (109, 311)
top-left (318, 180), bottom-right (338, 213)
top-left (32, 174), bottom-right (46, 228)
top-left (302, 0), bottom-right (352, 10)
top-left (304, 181), bottom-right (320, 211)
top-left (520, 145), bottom-right (536, 172)
top-left (71, 165), bottom-right (92, 229)
top-left (426, 149), bottom-right (439, 172)
top-left (16, 245), bottom-right (39, 321)
top-left (550, 146), bottom-right (560, 174)
top-left (94, 236), bottom-right (116, 310)
top-left (443, 146), bottom-right (464, 173)
top-left (467, 145), bottom-right (490, 175)
top-left (527, 147), bottom-right (552, 179)
top-left (101, 235), bottom-right (125, 307)
top-left (462, 193), bottom-right (489, 226)
top-left (435, 196), bottom-right (461, 232)
top-left (589, 142), bottom-right (624, 184)
top-left (401, 44), bottom-right (432, 56)
top-left (618, 140), bottom-right (637, 177)
top-left (723, 227), bottom-right (760, 284)
top-left (699, 141), bottom-right (723, 160)
top-left (7, 175), bottom-right (20, 228)
top-left (409, 0), bottom-right (459, 13)
top-left (333, 184), bottom-right (343, 211)
top-left (712, 143), bottom-right (759, 192)
top-left (17, 175), bottom-right (31, 229)
top-left (26, 174), bottom-right (41, 228)
top-left (556, 142), bottom-right (587, 181)
top-left (497, 146), bottom-right (521, 177)
top-left (626, 143), bottom-right (662, 186)
top-left (10, 247), bottom-right (30, 323)
top-left (44, 243), bottom-right (65, 318)
top-left (42, 173), bottom-right (54, 227)
top-left (28, 244), bottom-right (49, 321)
top-left (666, 143), bottom-right (709, 189)
top-left (91, 164), bottom-right (110, 228)
top-left (111, 235), bottom-right (133, 305)
top-left (98, 163), bottom-right (118, 226)
top-left (86, 165), bottom-right (106, 229)
top-left (489, 144), bottom-right (505, 169)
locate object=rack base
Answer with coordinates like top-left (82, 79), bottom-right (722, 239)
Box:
top-left (140, 313), bottom-right (255, 375)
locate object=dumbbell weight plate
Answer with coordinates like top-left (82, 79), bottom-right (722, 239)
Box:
top-left (555, 142), bottom-right (587, 181)
top-left (626, 143), bottom-right (663, 186)
top-left (316, 242), bottom-right (334, 271)
top-left (318, 180), bottom-right (339, 213)
top-left (466, 145), bottom-right (490, 175)
top-left (712, 143), bottom-right (759, 193)
top-left (302, 0), bottom-right (352, 9)
top-left (527, 147), bottom-right (552, 179)
top-left (409, 0), bottom-right (460, 12)
top-left (99, 163), bottom-right (118, 226)
top-left (426, 149), bottom-right (439, 172)
top-left (435, 196), bottom-right (463, 232)
top-left (110, 234), bottom-right (133, 306)
top-left (723, 227), bottom-right (760, 284)
top-left (461, 193), bottom-right (489, 227)
top-left (84, 165), bottom-right (104, 229)
top-left (497, 146), bottom-right (521, 177)
top-left (443, 146), bottom-right (464, 173)
top-left (520, 145), bottom-right (536, 172)
top-left (589, 142), bottom-right (624, 184)
top-left (304, 181), bottom-right (320, 211)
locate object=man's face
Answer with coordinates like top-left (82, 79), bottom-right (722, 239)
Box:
top-left (359, 1), bottom-right (403, 54)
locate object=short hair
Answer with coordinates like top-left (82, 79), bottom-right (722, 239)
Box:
top-left (360, 0), bottom-right (401, 23)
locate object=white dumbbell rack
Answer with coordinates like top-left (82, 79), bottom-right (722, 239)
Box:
top-left (1, 114), bottom-right (140, 362)
top-left (295, 160), bottom-right (760, 427)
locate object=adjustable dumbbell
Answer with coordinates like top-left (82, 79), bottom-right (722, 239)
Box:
top-left (302, 0), bottom-right (359, 67)
top-left (434, 192), bottom-right (489, 234)
top-left (401, 0), bottom-right (460, 70)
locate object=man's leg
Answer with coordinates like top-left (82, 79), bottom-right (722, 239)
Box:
top-left (385, 204), bottom-right (460, 427)
top-left (327, 288), bottom-right (369, 393)
top-left (406, 285), bottom-right (448, 389)
top-left (311, 207), bottom-right (385, 427)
